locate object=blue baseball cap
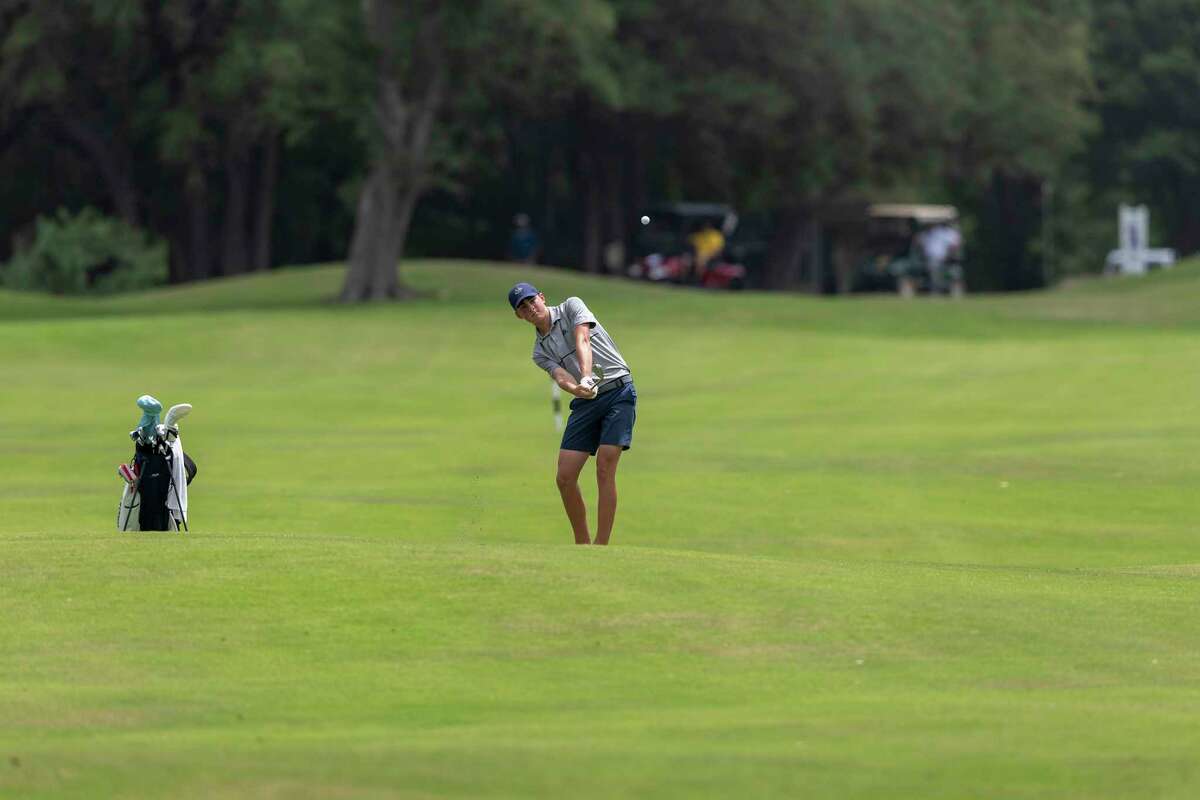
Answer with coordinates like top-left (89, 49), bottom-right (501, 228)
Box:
top-left (507, 282), bottom-right (540, 309)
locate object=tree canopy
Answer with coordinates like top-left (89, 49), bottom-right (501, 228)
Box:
top-left (0, 0), bottom-right (1190, 295)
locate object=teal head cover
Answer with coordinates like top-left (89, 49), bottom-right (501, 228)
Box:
top-left (136, 395), bottom-right (162, 440)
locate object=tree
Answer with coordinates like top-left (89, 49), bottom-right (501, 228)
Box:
top-left (736, 0), bottom-right (977, 289)
top-left (947, 0), bottom-right (1094, 289)
top-left (339, 0), bottom-right (446, 301)
top-left (194, 0), bottom-right (327, 274)
top-left (1088, 0), bottom-right (1200, 256)
top-left (0, 2), bottom-right (154, 226)
top-left (731, 0), bottom-right (1092, 290)
top-left (0, 1), bottom-right (335, 281)
top-left (338, 0), bottom-right (621, 300)
top-left (151, 0), bottom-right (335, 279)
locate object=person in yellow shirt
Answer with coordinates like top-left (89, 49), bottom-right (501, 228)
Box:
top-left (688, 222), bottom-right (725, 285)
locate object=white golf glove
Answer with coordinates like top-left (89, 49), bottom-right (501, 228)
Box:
top-left (578, 375), bottom-right (598, 397)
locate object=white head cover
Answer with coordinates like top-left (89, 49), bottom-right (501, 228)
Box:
top-left (164, 404), bottom-right (192, 427)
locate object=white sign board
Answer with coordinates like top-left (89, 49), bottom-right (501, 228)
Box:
top-left (1106, 204), bottom-right (1175, 275)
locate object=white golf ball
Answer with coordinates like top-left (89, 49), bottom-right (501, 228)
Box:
top-left (640, 215), bottom-right (650, 225)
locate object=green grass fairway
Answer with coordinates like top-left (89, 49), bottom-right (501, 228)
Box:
top-left (2, 261), bottom-right (1199, 798)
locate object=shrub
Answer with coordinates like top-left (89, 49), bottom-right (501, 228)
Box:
top-left (2, 208), bottom-right (168, 295)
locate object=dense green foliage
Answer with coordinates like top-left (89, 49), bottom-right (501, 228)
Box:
top-left (0, 1), bottom-right (1192, 291)
top-left (1087, 0), bottom-right (1200, 254)
top-left (1, 207), bottom-right (167, 294)
top-left (1, 260), bottom-right (1199, 796)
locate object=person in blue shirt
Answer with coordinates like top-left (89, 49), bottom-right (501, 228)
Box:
top-left (508, 213), bottom-right (540, 263)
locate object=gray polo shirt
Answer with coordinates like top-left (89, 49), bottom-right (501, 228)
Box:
top-left (531, 297), bottom-right (631, 383)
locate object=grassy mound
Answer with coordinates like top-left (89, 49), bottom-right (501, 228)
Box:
top-left (2, 259), bottom-right (1198, 797)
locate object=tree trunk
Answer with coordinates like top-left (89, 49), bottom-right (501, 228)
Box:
top-left (221, 137), bottom-right (251, 276)
top-left (764, 207), bottom-right (813, 291)
top-left (832, 234), bottom-right (863, 295)
top-left (342, 162), bottom-right (428, 301)
top-left (252, 133), bottom-right (279, 271)
top-left (543, 147), bottom-right (566, 248)
top-left (55, 111), bottom-right (140, 227)
top-left (975, 172), bottom-right (1042, 290)
top-left (1178, 217), bottom-right (1200, 258)
top-left (340, 0), bottom-right (445, 302)
top-left (342, 165), bottom-right (400, 300)
top-left (629, 125), bottom-right (649, 230)
top-left (808, 217), bottom-right (824, 294)
top-left (602, 150), bottom-right (627, 274)
top-left (1167, 177), bottom-right (1200, 256)
top-left (168, 236), bottom-right (189, 283)
top-left (581, 150), bottom-right (603, 274)
top-left (185, 165), bottom-right (214, 281)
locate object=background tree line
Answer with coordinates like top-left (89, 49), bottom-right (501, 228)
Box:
top-left (0, 0), bottom-right (1196, 297)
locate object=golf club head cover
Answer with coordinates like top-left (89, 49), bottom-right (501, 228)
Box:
top-left (136, 395), bottom-right (162, 442)
top-left (163, 403), bottom-right (192, 427)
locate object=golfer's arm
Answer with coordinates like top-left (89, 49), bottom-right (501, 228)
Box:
top-left (574, 324), bottom-right (594, 378)
top-left (550, 367), bottom-right (582, 394)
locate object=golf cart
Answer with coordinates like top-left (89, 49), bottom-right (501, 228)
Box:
top-left (853, 204), bottom-right (965, 296)
top-left (627, 203), bottom-right (748, 290)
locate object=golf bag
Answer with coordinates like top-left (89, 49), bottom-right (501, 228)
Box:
top-left (118, 439), bottom-right (195, 532)
top-left (117, 396), bottom-right (196, 532)
top-left (137, 445), bottom-right (172, 530)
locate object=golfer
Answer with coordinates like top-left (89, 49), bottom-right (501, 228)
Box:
top-left (508, 282), bottom-right (636, 545)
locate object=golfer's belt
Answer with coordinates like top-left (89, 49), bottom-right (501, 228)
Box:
top-left (595, 375), bottom-right (633, 395)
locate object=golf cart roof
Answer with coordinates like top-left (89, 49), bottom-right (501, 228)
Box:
top-left (868, 204), bottom-right (958, 223)
top-left (645, 202), bottom-right (735, 218)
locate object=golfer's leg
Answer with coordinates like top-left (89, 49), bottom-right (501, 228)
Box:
top-left (594, 445), bottom-right (622, 546)
top-left (556, 449), bottom-right (592, 544)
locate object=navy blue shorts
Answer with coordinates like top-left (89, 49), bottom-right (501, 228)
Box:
top-left (561, 381), bottom-right (637, 454)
